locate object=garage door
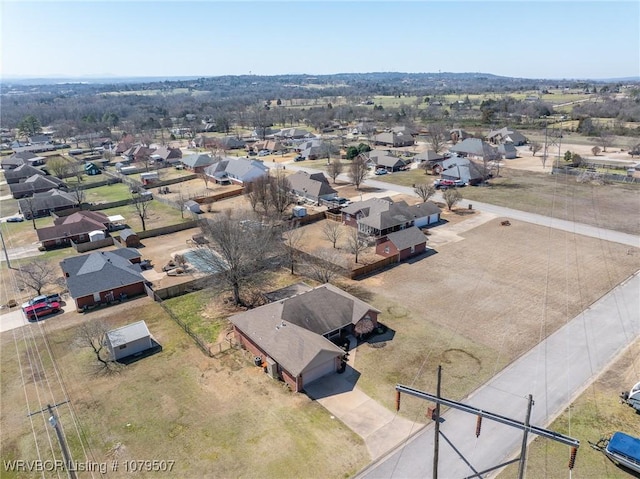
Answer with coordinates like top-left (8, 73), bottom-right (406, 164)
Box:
top-left (302, 360), bottom-right (336, 386)
top-left (414, 216), bottom-right (429, 228)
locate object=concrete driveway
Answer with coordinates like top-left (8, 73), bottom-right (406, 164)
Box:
top-left (305, 354), bottom-right (424, 460)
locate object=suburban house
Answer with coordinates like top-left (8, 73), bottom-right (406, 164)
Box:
top-left (294, 139), bottom-right (340, 160)
top-left (150, 145), bottom-right (182, 163)
top-left (1, 151), bottom-right (46, 170)
top-left (390, 125), bottom-right (419, 136)
top-left (375, 226), bottom-right (428, 260)
top-left (487, 127), bottom-right (528, 146)
top-left (449, 138), bottom-right (500, 162)
top-left (497, 143), bottom-right (518, 159)
top-left (288, 171), bottom-right (337, 203)
top-left (214, 136), bottom-right (247, 150)
top-left (273, 128), bottom-right (314, 140)
top-left (180, 153), bottom-right (215, 173)
top-left (60, 248), bottom-right (146, 310)
top-left (204, 157), bottom-right (269, 185)
top-left (122, 144), bottom-right (154, 162)
top-left (373, 132), bottom-right (414, 147)
top-left (4, 164), bottom-right (46, 184)
top-left (9, 175), bottom-right (67, 199)
top-left (342, 197), bottom-right (441, 237)
top-left (18, 190), bottom-right (79, 219)
top-left (413, 150), bottom-right (447, 165)
top-left (450, 129), bottom-right (472, 142)
top-left (84, 162), bottom-right (102, 176)
top-left (439, 155), bottom-right (486, 185)
top-left (36, 211), bottom-right (110, 249)
top-left (106, 320), bottom-right (154, 361)
top-left (229, 283), bottom-right (380, 392)
top-left (253, 139), bottom-right (284, 153)
top-left (368, 152), bottom-right (408, 172)
top-left (251, 126), bottom-right (277, 139)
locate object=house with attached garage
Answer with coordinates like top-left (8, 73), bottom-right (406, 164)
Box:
top-left (342, 197), bottom-right (441, 237)
top-left (376, 226), bottom-right (428, 260)
top-left (373, 131), bottom-right (414, 147)
top-left (288, 171), bottom-right (337, 203)
top-left (1, 151), bottom-right (46, 170)
top-left (36, 211), bottom-right (110, 250)
top-left (449, 138), bottom-right (500, 162)
top-left (486, 127), bottom-right (528, 146)
top-left (180, 153), bottom-right (216, 173)
top-left (60, 248), bottom-right (146, 310)
top-left (10, 175), bottom-right (67, 199)
top-left (204, 157), bottom-right (270, 185)
top-left (439, 155), bottom-right (486, 185)
top-left (4, 163), bottom-right (46, 184)
top-left (18, 190), bottom-right (79, 219)
top-left (229, 283), bottom-right (381, 392)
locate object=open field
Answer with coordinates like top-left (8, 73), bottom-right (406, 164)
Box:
top-left (377, 166), bottom-right (640, 236)
top-left (352, 218), bottom-right (640, 421)
top-left (499, 337), bottom-right (640, 479)
top-left (0, 300), bottom-right (369, 479)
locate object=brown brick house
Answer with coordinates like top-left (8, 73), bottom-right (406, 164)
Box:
top-left (229, 283), bottom-right (380, 392)
top-left (60, 249), bottom-right (146, 310)
top-left (375, 227), bottom-right (427, 260)
top-left (36, 211), bottom-right (110, 249)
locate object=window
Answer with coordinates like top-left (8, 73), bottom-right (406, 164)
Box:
top-left (118, 345), bottom-right (127, 350)
top-left (384, 246), bottom-right (390, 254)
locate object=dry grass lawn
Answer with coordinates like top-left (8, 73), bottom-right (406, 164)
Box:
top-left (0, 300), bottom-right (368, 479)
top-left (351, 218), bottom-right (640, 421)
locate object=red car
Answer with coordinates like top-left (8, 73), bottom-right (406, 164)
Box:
top-left (434, 179), bottom-right (455, 189)
top-left (24, 301), bottom-right (61, 321)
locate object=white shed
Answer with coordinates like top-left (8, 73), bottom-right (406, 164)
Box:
top-left (106, 320), bottom-right (153, 361)
top-left (88, 230), bottom-right (105, 242)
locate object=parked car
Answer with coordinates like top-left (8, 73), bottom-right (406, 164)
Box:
top-left (21, 295), bottom-right (48, 310)
top-left (247, 150), bottom-right (257, 156)
top-left (24, 301), bottom-right (61, 321)
top-left (294, 155), bottom-right (305, 162)
top-left (257, 149), bottom-right (271, 157)
top-left (375, 168), bottom-right (388, 175)
top-left (5, 216), bottom-right (24, 222)
top-left (434, 179), bottom-right (455, 189)
top-left (330, 197), bottom-right (351, 207)
top-left (453, 179), bottom-right (466, 187)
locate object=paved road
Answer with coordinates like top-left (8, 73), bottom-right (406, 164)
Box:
top-left (358, 271), bottom-right (640, 478)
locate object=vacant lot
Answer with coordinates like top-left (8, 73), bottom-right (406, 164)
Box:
top-left (499, 337), bottom-right (640, 479)
top-left (0, 300), bottom-right (369, 479)
top-left (352, 218), bottom-right (640, 420)
top-left (379, 167), bottom-right (640, 235)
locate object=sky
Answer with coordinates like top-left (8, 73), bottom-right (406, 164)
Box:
top-left (1, 1), bottom-right (638, 80)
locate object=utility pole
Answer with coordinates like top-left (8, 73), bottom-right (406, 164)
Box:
top-left (396, 375), bottom-right (580, 479)
top-left (29, 401), bottom-right (77, 479)
top-left (433, 365), bottom-right (442, 479)
top-left (0, 225), bottom-right (11, 268)
top-left (517, 394), bottom-right (534, 479)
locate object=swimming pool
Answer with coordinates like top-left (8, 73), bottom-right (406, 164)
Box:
top-left (182, 249), bottom-right (223, 274)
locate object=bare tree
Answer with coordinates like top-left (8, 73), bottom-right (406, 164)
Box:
top-left (346, 227), bottom-right (367, 264)
top-left (304, 248), bottom-right (345, 284)
top-left (46, 157), bottom-right (73, 178)
top-left (76, 319), bottom-right (121, 374)
top-left (349, 154), bottom-right (369, 190)
top-left (282, 222), bottom-right (305, 274)
top-left (414, 183), bottom-right (436, 203)
top-left (72, 162), bottom-right (84, 183)
top-left (322, 220), bottom-right (343, 248)
top-left (70, 186), bottom-right (86, 209)
top-left (245, 181), bottom-right (261, 212)
top-left (591, 146), bottom-right (601, 156)
top-left (199, 172), bottom-right (211, 190)
top-left (326, 159), bottom-right (344, 183)
top-left (131, 191), bottom-right (152, 231)
top-left (427, 123), bottom-right (448, 153)
top-left (175, 190), bottom-right (189, 219)
top-left (529, 141), bottom-right (542, 157)
top-left (18, 262), bottom-right (56, 295)
top-left (196, 210), bottom-right (281, 306)
top-left (21, 197), bottom-right (38, 229)
top-left (596, 130), bottom-right (614, 152)
top-left (443, 188), bottom-right (462, 211)
top-left (269, 169), bottom-right (293, 216)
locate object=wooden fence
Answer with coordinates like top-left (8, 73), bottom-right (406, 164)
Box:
top-left (136, 220), bottom-right (199, 240)
top-left (193, 187), bottom-right (245, 204)
top-left (71, 237), bottom-right (114, 253)
top-left (350, 255), bottom-right (399, 279)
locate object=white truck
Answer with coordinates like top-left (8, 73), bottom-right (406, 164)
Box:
top-left (620, 381), bottom-right (640, 412)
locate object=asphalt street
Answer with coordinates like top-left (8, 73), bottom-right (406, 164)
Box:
top-left (358, 272), bottom-right (640, 478)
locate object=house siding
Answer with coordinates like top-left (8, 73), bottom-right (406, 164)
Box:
top-left (399, 242), bottom-right (426, 260)
top-left (112, 336), bottom-right (152, 361)
top-left (74, 282), bottom-right (146, 309)
top-left (376, 240), bottom-right (399, 258)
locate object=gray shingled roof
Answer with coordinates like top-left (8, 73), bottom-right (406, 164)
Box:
top-left (288, 171), bottom-right (337, 199)
top-left (18, 189), bottom-right (77, 213)
top-left (182, 153), bottom-right (214, 168)
top-left (345, 198), bottom-right (435, 232)
top-left (37, 216), bottom-right (107, 242)
top-left (60, 249), bottom-right (144, 299)
top-left (449, 138), bottom-right (499, 160)
top-left (385, 226), bottom-right (427, 251)
top-left (4, 164), bottom-right (45, 182)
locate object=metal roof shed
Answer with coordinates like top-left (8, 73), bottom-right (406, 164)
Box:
top-left (106, 320), bottom-right (152, 361)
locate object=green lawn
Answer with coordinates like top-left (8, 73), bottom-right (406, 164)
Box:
top-left (163, 291), bottom-right (223, 343)
top-left (83, 182), bottom-right (132, 203)
top-left (102, 200), bottom-right (187, 230)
